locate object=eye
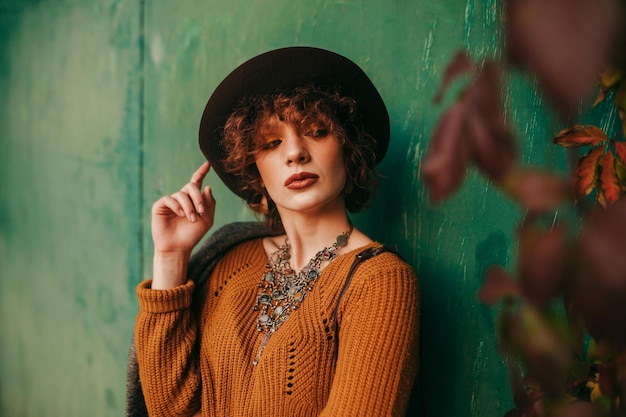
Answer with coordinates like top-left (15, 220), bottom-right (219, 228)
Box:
top-left (260, 138), bottom-right (282, 150)
top-left (306, 128), bottom-right (328, 138)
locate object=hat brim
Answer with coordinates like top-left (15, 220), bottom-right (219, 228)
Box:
top-left (198, 46), bottom-right (390, 199)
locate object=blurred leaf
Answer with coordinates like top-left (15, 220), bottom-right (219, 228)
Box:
top-left (564, 294), bottom-right (588, 361)
top-left (504, 0), bottom-right (623, 116)
top-left (552, 400), bottom-right (605, 417)
top-left (600, 67), bottom-right (623, 90)
top-left (614, 349), bottom-right (626, 413)
top-left (433, 51), bottom-right (473, 105)
top-left (593, 67), bottom-right (623, 106)
top-left (615, 76), bottom-right (626, 112)
top-left (597, 151), bottom-right (623, 208)
top-left (553, 125), bottom-right (609, 148)
top-left (575, 201), bottom-right (626, 344)
top-left (500, 169), bottom-right (571, 212)
top-left (468, 61), bottom-right (517, 182)
top-left (478, 267), bottom-right (521, 305)
top-left (598, 360), bottom-right (618, 404)
top-left (573, 146), bottom-right (605, 202)
top-left (422, 59), bottom-right (516, 204)
top-left (421, 100), bottom-right (472, 203)
top-left (504, 409), bottom-right (522, 417)
top-left (518, 223), bottom-right (570, 307)
top-left (509, 304), bottom-right (571, 397)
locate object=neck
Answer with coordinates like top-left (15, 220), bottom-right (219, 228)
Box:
top-left (278, 211), bottom-right (352, 271)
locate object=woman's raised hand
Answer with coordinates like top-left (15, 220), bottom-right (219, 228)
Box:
top-left (150, 162), bottom-right (216, 289)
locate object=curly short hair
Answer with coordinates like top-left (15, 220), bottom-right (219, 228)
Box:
top-left (221, 84), bottom-right (380, 231)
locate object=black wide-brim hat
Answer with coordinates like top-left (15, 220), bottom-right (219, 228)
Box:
top-left (198, 46), bottom-right (390, 199)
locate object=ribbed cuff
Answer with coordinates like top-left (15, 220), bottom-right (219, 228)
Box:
top-left (136, 279), bottom-right (195, 313)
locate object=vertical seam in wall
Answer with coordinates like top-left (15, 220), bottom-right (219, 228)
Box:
top-left (138, 0), bottom-right (146, 280)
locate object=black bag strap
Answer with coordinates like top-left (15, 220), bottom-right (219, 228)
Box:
top-left (333, 245), bottom-right (422, 417)
top-left (334, 245), bottom-right (394, 331)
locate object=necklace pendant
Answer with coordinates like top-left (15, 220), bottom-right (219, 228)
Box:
top-left (258, 294), bottom-right (271, 304)
top-left (272, 289), bottom-right (285, 300)
top-left (336, 233), bottom-right (349, 248)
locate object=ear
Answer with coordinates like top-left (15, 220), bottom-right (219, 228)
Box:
top-left (258, 194), bottom-right (269, 215)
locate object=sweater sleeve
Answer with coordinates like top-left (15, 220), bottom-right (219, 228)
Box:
top-left (134, 279), bottom-right (202, 417)
top-left (321, 256), bottom-right (420, 417)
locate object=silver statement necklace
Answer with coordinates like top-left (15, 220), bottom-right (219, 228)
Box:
top-left (252, 228), bottom-right (352, 366)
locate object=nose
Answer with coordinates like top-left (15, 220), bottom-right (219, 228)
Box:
top-left (284, 134), bottom-right (310, 165)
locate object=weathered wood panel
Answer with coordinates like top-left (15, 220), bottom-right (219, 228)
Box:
top-left (0, 1), bottom-right (142, 415)
top-left (0, 0), bottom-right (568, 415)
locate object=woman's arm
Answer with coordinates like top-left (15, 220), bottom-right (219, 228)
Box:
top-left (134, 279), bottom-right (203, 416)
top-left (134, 162), bottom-right (216, 416)
top-left (151, 161), bottom-right (215, 289)
top-left (321, 257), bottom-right (420, 417)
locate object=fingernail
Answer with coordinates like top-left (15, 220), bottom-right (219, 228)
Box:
top-left (179, 209), bottom-right (185, 216)
top-left (198, 203), bottom-right (204, 214)
top-left (190, 213), bottom-right (197, 223)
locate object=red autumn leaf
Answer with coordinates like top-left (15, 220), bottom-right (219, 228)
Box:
top-left (466, 61), bottom-right (517, 182)
top-left (553, 125), bottom-right (609, 148)
top-left (615, 141), bottom-right (626, 166)
top-left (421, 100), bottom-right (472, 203)
top-left (573, 146), bottom-right (605, 201)
top-left (500, 169), bottom-right (571, 212)
top-left (614, 142), bottom-right (626, 183)
top-left (597, 151), bottom-right (623, 208)
top-left (505, 0), bottom-right (623, 116)
top-left (433, 51), bottom-right (473, 105)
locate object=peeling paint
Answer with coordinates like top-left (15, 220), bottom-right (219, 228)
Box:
top-left (150, 33), bottom-right (164, 66)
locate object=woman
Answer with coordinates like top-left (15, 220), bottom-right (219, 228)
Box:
top-left (129, 47), bottom-right (419, 417)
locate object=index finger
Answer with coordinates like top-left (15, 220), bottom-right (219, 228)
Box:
top-left (190, 161), bottom-right (211, 186)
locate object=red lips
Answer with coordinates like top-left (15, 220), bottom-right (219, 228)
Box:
top-left (284, 172), bottom-right (319, 189)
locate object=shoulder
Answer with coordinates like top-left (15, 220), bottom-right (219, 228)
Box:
top-left (336, 245), bottom-right (419, 327)
top-left (347, 246), bottom-right (418, 297)
top-left (355, 246), bottom-right (415, 276)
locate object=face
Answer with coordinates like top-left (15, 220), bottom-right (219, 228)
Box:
top-left (254, 116), bottom-right (347, 217)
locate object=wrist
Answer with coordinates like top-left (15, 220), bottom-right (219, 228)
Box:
top-left (152, 251), bottom-right (190, 290)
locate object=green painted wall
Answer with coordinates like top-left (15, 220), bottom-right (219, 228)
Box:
top-left (0, 0), bottom-right (564, 416)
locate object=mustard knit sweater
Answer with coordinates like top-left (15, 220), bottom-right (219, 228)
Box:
top-left (135, 238), bottom-right (419, 417)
